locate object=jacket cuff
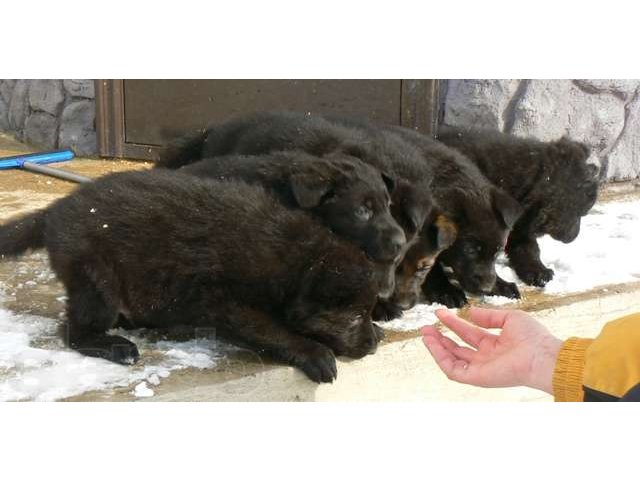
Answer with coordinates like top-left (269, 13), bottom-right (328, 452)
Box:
top-left (552, 337), bottom-right (594, 402)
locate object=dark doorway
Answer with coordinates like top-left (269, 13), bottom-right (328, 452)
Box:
top-left (96, 80), bottom-right (439, 161)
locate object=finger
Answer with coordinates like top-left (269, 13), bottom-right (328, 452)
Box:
top-left (435, 309), bottom-right (491, 348)
top-left (439, 334), bottom-right (477, 362)
top-left (422, 334), bottom-right (459, 377)
top-left (420, 325), bottom-right (440, 337)
top-left (468, 307), bottom-right (511, 329)
top-left (423, 335), bottom-right (477, 384)
top-left (422, 326), bottom-right (477, 361)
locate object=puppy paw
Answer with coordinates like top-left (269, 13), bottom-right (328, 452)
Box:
top-left (73, 334), bottom-right (140, 365)
top-left (491, 277), bottom-right (521, 299)
top-left (295, 344), bottom-right (338, 383)
top-left (426, 286), bottom-right (468, 308)
top-left (521, 266), bottom-right (554, 287)
top-left (111, 340), bottom-right (141, 365)
top-left (371, 300), bottom-right (403, 322)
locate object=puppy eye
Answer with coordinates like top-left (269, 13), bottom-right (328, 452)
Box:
top-left (355, 205), bottom-right (373, 221)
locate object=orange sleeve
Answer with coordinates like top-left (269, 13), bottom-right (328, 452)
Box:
top-left (552, 337), bottom-right (593, 402)
top-left (552, 313), bottom-right (640, 401)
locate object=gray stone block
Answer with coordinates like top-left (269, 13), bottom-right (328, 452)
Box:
top-left (24, 112), bottom-right (58, 149)
top-left (1, 79), bottom-right (15, 104)
top-left (29, 80), bottom-right (65, 115)
top-left (606, 95), bottom-right (640, 181)
top-left (565, 83), bottom-right (625, 159)
top-left (511, 80), bottom-right (625, 169)
top-left (511, 80), bottom-right (572, 141)
top-left (59, 100), bottom-right (97, 155)
top-left (63, 79), bottom-right (95, 99)
top-left (0, 97), bottom-right (9, 131)
top-left (8, 79), bottom-right (29, 134)
top-left (574, 79), bottom-right (640, 99)
top-left (444, 79), bottom-right (521, 131)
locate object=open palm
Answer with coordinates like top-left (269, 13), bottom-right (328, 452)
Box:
top-left (421, 307), bottom-right (562, 393)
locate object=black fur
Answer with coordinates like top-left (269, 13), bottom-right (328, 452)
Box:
top-left (438, 126), bottom-right (599, 287)
top-left (381, 125), bottom-right (522, 305)
top-left (182, 150), bottom-right (406, 268)
top-left (372, 213), bottom-right (457, 321)
top-left (159, 111), bottom-right (441, 316)
top-left (158, 111), bottom-right (433, 244)
top-left (0, 210), bottom-right (45, 257)
top-left (0, 170), bottom-right (388, 383)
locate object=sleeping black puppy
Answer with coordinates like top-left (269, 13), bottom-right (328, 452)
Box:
top-left (437, 125), bottom-right (599, 287)
top-left (0, 170), bottom-right (389, 383)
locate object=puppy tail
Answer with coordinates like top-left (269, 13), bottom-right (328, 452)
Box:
top-left (156, 129), bottom-right (207, 169)
top-left (0, 210), bottom-right (47, 259)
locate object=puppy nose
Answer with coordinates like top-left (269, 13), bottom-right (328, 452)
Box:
top-left (386, 231), bottom-right (406, 258)
top-left (474, 274), bottom-right (496, 292)
top-left (364, 336), bottom-right (378, 354)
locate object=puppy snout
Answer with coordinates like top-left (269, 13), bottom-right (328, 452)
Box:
top-left (558, 223), bottom-right (580, 243)
top-left (363, 335), bottom-right (378, 354)
top-left (378, 275), bottom-right (395, 299)
top-left (473, 273), bottom-right (496, 292)
top-left (385, 229), bottom-right (406, 259)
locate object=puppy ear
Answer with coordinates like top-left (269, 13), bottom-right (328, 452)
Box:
top-left (434, 215), bottom-right (458, 250)
top-left (491, 188), bottom-right (522, 230)
top-left (381, 172), bottom-right (396, 194)
top-left (290, 174), bottom-right (333, 208)
top-left (392, 181), bottom-right (430, 234)
top-left (405, 203), bottom-right (428, 234)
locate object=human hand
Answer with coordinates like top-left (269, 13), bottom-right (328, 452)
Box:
top-left (421, 307), bottom-right (562, 394)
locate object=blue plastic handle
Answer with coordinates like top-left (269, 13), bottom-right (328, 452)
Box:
top-left (0, 149), bottom-right (75, 170)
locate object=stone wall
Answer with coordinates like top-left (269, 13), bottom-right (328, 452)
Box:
top-left (0, 79), bottom-right (97, 156)
top-left (440, 79), bottom-right (640, 182)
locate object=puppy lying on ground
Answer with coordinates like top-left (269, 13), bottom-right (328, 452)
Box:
top-left (159, 112), bottom-right (439, 318)
top-left (0, 171), bottom-right (389, 383)
top-left (182, 151), bottom-right (406, 266)
top-left (322, 117), bottom-right (522, 307)
top-left (183, 151), bottom-right (439, 319)
top-left (372, 213), bottom-right (457, 321)
top-left (437, 125), bottom-right (599, 287)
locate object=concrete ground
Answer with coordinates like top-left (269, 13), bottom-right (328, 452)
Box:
top-left (1, 133), bottom-right (639, 401)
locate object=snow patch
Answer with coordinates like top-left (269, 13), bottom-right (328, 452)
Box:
top-left (382, 198), bottom-right (640, 331)
top-left (0, 308), bottom-right (231, 402)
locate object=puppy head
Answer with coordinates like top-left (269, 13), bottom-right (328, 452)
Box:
top-left (534, 137), bottom-right (599, 243)
top-left (389, 213), bottom-right (458, 310)
top-left (304, 155), bottom-right (407, 263)
top-left (439, 186), bottom-right (522, 294)
top-left (299, 308), bottom-right (382, 359)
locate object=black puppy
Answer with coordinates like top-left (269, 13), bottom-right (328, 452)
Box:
top-left (159, 111), bottom-right (438, 316)
top-left (437, 125), bottom-right (599, 287)
top-left (320, 116), bottom-right (521, 307)
top-left (385, 125), bottom-right (523, 306)
top-left (372, 213), bottom-right (457, 321)
top-left (0, 170), bottom-right (388, 383)
top-left (158, 112), bottom-right (433, 243)
top-left (182, 150), bottom-right (406, 269)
